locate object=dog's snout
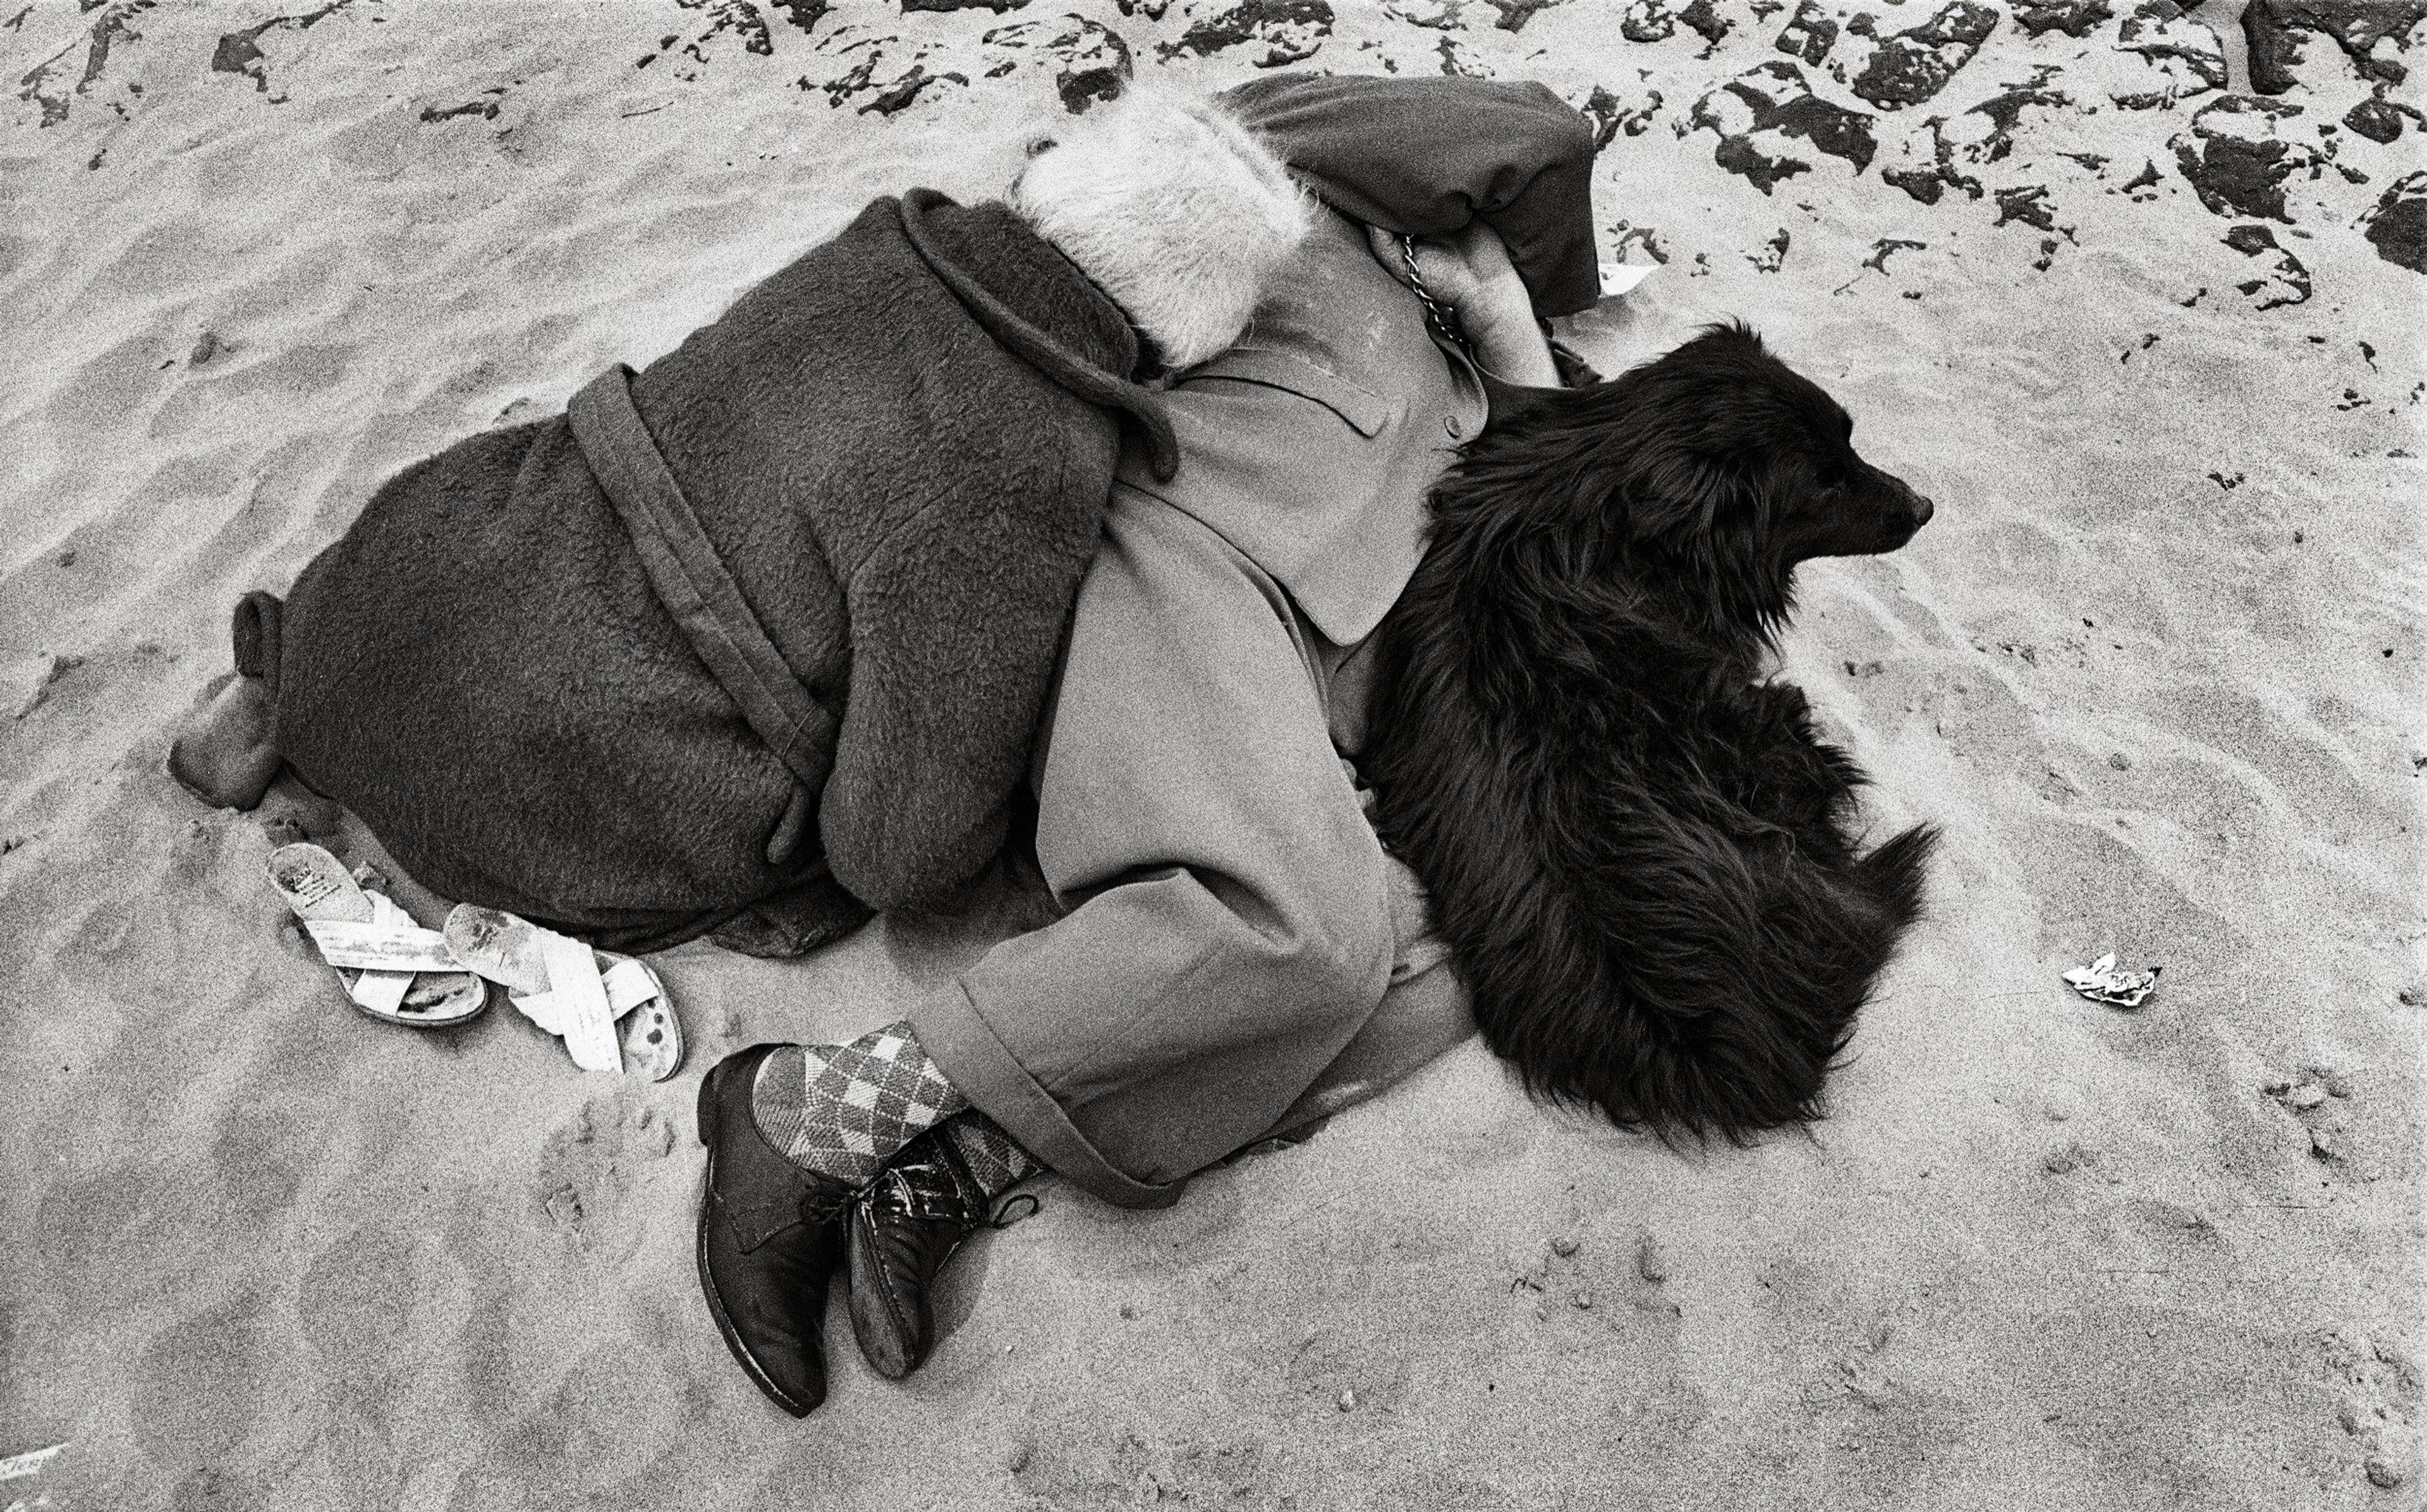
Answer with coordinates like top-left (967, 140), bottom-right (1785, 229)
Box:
top-left (1909, 494), bottom-right (1935, 529)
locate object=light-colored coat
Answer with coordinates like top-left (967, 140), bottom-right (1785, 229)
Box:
top-left (911, 210), bottom-right (1507, 1207)
top-left (1126, 207), bottom-right (1488, 652)
top-left (910, 76), bottom-right (1607, 1207)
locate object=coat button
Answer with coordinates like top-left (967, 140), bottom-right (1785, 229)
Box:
top-left (1444, 414), bottom-right (1464, 438)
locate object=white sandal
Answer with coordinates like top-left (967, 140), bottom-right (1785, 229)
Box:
top-left (265, 843), bottom-right (487, 1027)
top-left (442, 904), bottom-right (684, 1081)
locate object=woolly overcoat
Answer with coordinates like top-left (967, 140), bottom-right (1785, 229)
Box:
top-left (251, 191), bottom-right (1172, 953)
top-left (245, 76), bottom-right (1597, 959)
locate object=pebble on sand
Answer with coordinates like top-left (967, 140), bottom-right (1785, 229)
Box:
top-left (2044, 1144), bottom-right (2095, 1175)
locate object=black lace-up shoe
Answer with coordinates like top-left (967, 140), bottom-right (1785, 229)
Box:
top-left (696, 1044), bottom-right (853, 1417)
top-left (846, 1125), bottom-right (997, 1379)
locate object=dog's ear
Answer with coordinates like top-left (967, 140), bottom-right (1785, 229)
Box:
top-left (1622, 435), bottom-right (1782, 579)
top-left (1593, 322), bottom-right (1787, 545)
top-left (1596, 394), bottom-right (1807, 637)
top-left (1626, 444), bottom-right (1755, 540)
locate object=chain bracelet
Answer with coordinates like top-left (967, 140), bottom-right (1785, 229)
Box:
top-left (1397, 234), bottom-right (1471, 354)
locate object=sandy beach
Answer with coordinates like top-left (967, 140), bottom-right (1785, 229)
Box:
top-left (4, 0), bottom-right (2423, 1506)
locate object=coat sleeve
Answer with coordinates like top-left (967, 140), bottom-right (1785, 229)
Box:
top-left (1219, 73), bottom-right (1603, 318)
top-left (816, 472), bottom-right (1096, 913)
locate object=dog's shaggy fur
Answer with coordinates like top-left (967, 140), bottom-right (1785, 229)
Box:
top-left (1010, 90), bottom-right (1313, 370)
top-left (1363, 323), bottom-right (1940, 1142)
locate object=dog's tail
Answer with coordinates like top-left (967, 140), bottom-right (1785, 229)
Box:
top-left (1435, 795), bottom-right (1939, 1146)
top-left (1850, 822), bottom-right (1937, 931)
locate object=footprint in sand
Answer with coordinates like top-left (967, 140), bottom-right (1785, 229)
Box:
top-left (454, 1340), bottom-right (688, 1503)
top-left (2320, 1328), bottom-right (2423, 1490)
top-left (1511, 1230), bottom-right (1681, 1332)
top-left (297, 1220), bottom-right (420, 1376)
top-left (131, 1290), bottom-right (273, 1473)
top-left (2263, 1066), bottom-right (2365, 1173)
top-left (210, 1106), bottom-right (306, 1224)
top-left (997, 1422), bottom-right (1294, 1509)
top-left (34, 1160), bottom-right (171, 1293)
top-left (1282, 1329), bottom-right (1410, 1418)
top-left (531, 1086), bottom-right (678, 1251)
top-left (2041, 1139), bottom-right (2100, 1177)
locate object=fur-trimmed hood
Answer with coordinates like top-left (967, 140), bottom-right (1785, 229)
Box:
top-left (1009, 90), bottom-right (1313, 372)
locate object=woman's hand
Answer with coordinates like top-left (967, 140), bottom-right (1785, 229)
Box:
top-left (1365, 222), bottom-right (1560, 389)
top-left (1366, 221), bottom-right (1509, 320)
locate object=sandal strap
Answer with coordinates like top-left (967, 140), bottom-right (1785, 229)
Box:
top-left (601, 957), bottom-right (660, 1012)
top-left (538, 928), bottom-right (621, 1075)
top-left (303, 894), bottom-right (460, 974)
top-left (350, 964), bottom-right (413, 1017)
top-left (514, 956), bottom-right (660, 1029)
top-left (320, 895), bottom-right (432, 1016)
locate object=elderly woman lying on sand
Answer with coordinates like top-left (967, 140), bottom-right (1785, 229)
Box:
top-left (173, 73), bottom-right (1603, 1413)
top-left (173, 71), bottom-right (1934, 1417)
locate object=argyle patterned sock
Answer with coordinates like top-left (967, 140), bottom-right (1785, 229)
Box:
top-left (750, 1021), bottom-right (968, 1187)
top-left (942, 1111), bottom-right (1041, 1197)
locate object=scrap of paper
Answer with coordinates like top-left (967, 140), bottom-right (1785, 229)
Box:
top-left (0, 1443), bottom-right (66, 1482)
top-left (1597, 262), bottom-right (1655, 297)
top-left (2064, 953), bottom-right (2162, 1009)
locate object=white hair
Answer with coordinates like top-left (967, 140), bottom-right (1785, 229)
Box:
top-left (1009, 90), bottom-right (1313, 371)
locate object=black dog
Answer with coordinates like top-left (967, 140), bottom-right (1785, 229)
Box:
top-left (1362, 322), bottom-right (1938, 1142)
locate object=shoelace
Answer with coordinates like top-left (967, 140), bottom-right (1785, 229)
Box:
top-left (865, 1165), bottom-right (1041, 1229)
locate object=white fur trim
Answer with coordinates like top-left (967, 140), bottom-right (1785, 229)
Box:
top-left (1009, 91), bottom-right (1313, 370)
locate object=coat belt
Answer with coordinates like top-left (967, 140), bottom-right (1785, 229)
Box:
top-left (567, 363), bottom-right (837, 799)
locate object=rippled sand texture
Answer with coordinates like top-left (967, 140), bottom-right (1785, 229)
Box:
top-left (4, 1), bottom-right (2423, 1507)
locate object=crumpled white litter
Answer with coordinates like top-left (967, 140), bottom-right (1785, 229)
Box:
top-left (0, 1442), bottom-right (68, 1483)
top-left (2064, 953), bottom-right (2162, 1009)
top-left (1598, 262), bottom-right (1655, 297)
